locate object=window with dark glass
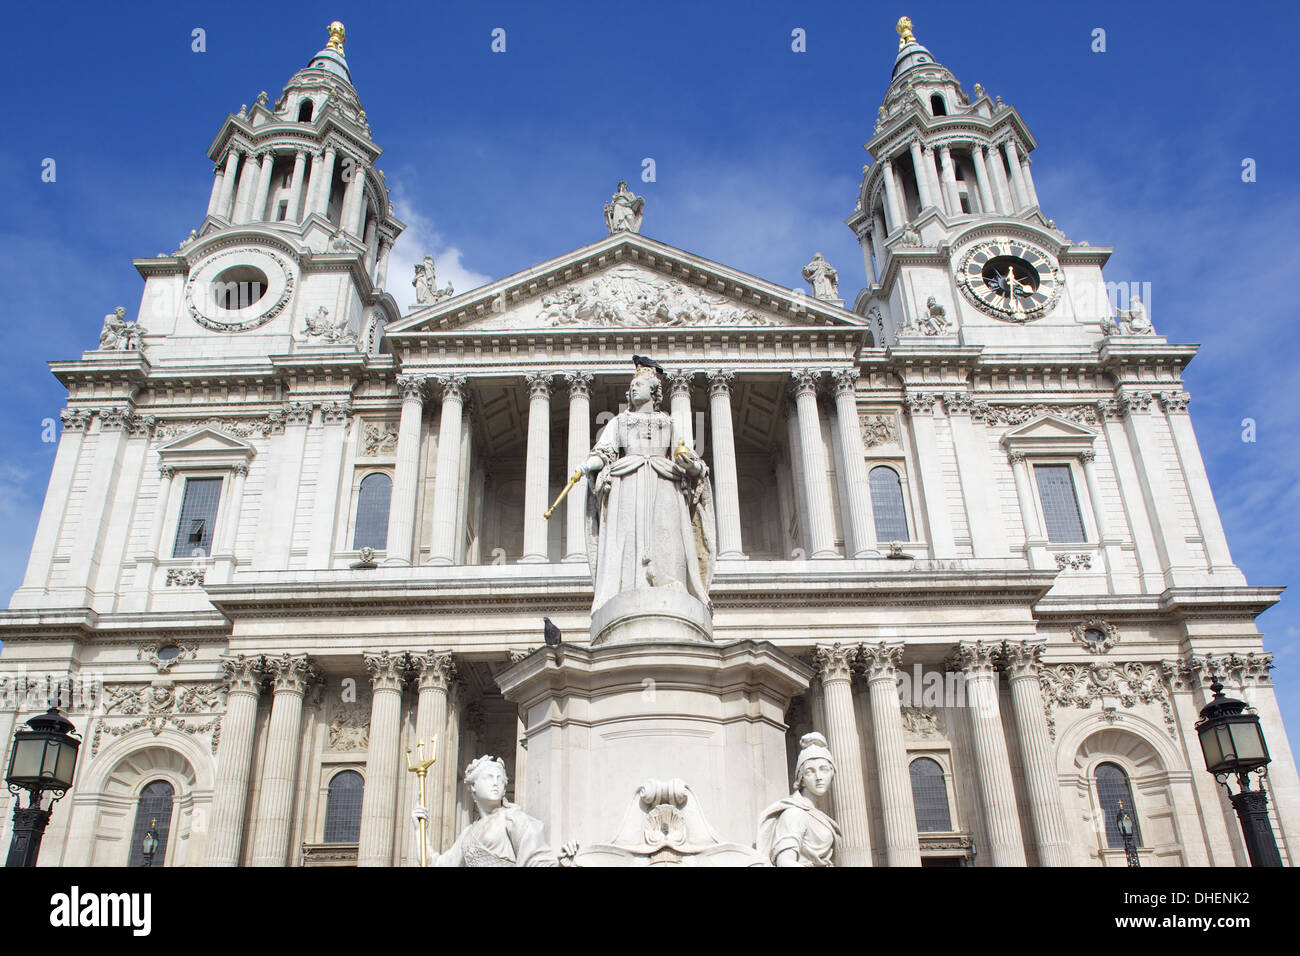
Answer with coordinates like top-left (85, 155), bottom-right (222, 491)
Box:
top-left (910, 757), bottom-right (953, 832)
top-left (1096, 762), bottom-right (1143, 848)
top-left (323, 770), bottom-right (364, 843)
top-left (127, 779), bottom-right (174, 866)
top-left (353, 473), bottom-right (392, 550)
top-left (869, 466), bottom-right (909, 542)
top-left (1033, 463), bottom-right (1086, 543)
top-left (171, 477), bottom-right (222, 558)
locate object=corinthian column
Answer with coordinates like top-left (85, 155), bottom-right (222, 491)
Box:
top-left (251, 654), bottom-right (316, 867)
top-left (521, 372), bottom-right (553, 563)
top-left (386, 376), bottom-right (426, 565)
top-left (216, 149), bottom-right (241, 220)
top-left (1002, 641), bottom-right (1072, 866)
top-left (861, 642), bottom-right (921, 866)
top-left (668, 370), bottom-right (694, 450)
top-left (708, 370), bottom-right (744, 559)
top-left (357, 651), bottom-right (406, 867)
top-left (407, 651), bottom-right (455, 861)
top-left (792, 371), bottom-right (837, 558)
top-left (956, 641), bottom-right (1026, 866)
top-left (832, 369), bottom-right (876, 556)
top-left (428, 375), bottom-right (467, 565)
top-left (206, 655), bottom-right (264, 866)
top-left (815, 643), bottom-right (872, 866)
top-left (564, 372), bottom-right (593, 562)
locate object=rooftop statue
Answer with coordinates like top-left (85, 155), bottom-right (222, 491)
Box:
top-left (603, 181), bottom-right (644, 234)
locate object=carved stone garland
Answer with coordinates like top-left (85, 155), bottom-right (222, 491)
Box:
top-left (1037, 661), bottom-right (1176, 741)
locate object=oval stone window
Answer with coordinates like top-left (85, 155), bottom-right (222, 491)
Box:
top-left (211, 264), bottom-right (269, 311)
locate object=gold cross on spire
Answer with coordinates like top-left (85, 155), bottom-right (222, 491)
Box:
top-left (896, 16), bottom-right (916, 50)
top-left (327, 21), bottom-right (346, 54)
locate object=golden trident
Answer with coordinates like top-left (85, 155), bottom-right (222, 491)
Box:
top-left (405, 737), bottom-right (437, 867)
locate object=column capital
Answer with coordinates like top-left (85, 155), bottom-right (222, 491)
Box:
top-left (952, 640), bottom-right (999, 677)
top-left (364, 650), bottom-right (407, 693)
top-left (59, 408), bottom-right (92, 431)
top-left (284, 401), bottom-right (313, 426)
top-left (860, 641), bottom-right (905, 682)
top-left (831, 367), bottom-right (860, 396)
top-left (903, 391), bottom-right (937, 417)
top-left (230, 462), bottom-right (249, 478)
top-left (1157, 390), bottom-right (1191, 414)
top-left (564, 370), bottom-right (594, 397)
top-left (670, 369), bottom-right (696, 395)
top-left (1001, 640), bottom-right (1046, 681)
top-left (396, 374), bottom-right (429, 402)
top-left (158, 463), bottom-right (176, 480)
top-left (790, 369), bottom-right (822, 398)
top-left (524, 371), bottom-right (554, 401)
top-left (412, 650), bottom-right (457, 692)
top-left (1007, 450), bottom-right (1027, 464)
top-left (1079, 449), bottom-right (1096, 463)
top-left (707, 369), bottom-right (734, 396)
top-left (436, 374), bottom-right (469, 403)
top-left (220, 653), bottom-right (265, 696)
top-left (265, 653), bottom-right (318, 696)
top-left (321, 400), bottom-right (353, 425)
top-left (814, 642), bottom-right (858, 682)
top-left (1116, 390), bottom-right (1155, 417)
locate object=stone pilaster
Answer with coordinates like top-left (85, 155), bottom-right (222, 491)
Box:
top-left (206, 654), bottom-right (265, 866)
top-left (814, 643), bottom-right (872, 866)
top-left (428, 375), bottom-right (467, 565)
top-left (956, 640), bottom-right (1026, 866)
top-left (668, 370), bottom-right (694, 450)
top-left (1002, 641), bottom-right (1072, 866)
top-left (386, 375), bottom-right (427, 564)
top-left (564, 372), bottom-right (593, 562)
top-left (250, 653), bottom-right (316, 867)
top-left (831, 369), bottom-right (876, 556)
top-left (357, 651), bottom-right (406, 866)
top-left (861, 641), bottom-right (921, 866)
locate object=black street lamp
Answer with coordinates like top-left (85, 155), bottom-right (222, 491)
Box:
top-left (141, 819), bottom-right (159, 867)
top-left (5, 707), bottom-right (82, 867)
top-left (1115, 800), bottom-right (1139, 867)
top-left (1195, 677), bottom-right (1282, 867)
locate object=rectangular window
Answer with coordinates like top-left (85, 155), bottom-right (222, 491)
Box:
top-left (171, 477), bottom-right (223, 558)
top-left (276, 200), bottom-right (288, 221)
top-left (1033, 464), bottom-right (1086, 543)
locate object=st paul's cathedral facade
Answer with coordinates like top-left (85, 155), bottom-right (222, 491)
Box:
top-left (0, 19), bottom-right (1294, 868)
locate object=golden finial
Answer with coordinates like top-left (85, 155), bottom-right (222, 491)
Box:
top-left (896, 16), bottom-right (916, 50)
top-left (327, 21), bottom-right (346, 54)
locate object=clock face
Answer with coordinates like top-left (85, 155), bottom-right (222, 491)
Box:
top-left (185, 247), bottom-right (296, 333)
top-left (958, 239), bottom-right (1061, 322)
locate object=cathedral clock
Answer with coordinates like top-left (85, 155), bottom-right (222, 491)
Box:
top-left (957, 238), bottom-right (1062, 322)
top-left (184, 247), bottom-right (297, 333)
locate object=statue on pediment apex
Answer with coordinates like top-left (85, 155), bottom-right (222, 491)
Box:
top-left (604, 181), bottom-right (644, 234)
top-left (802, 252), bottom-right (839, 301)
top-left (413, 254), bottom-right (454, 305)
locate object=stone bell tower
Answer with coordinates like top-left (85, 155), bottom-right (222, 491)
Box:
top-left (847, 16), bottom-right (1115, 349)
top-left (134, 21), bottom-right (405, 362)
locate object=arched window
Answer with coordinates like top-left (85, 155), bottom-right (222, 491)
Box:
top-left (297, 99), bottom-right (314, 123)
top-left (910, 758), bottom-right (952, 831)
top-left (127, 780), bottom-right (175, 866)
top-left (930, 94), bottom-right (948, 116)
top-left (869, 466), bottom-right (909, 542)
top-left (1095, 762), bottom-right (1142, 848)
top-left (323, 770), bottom-right (364, 843)
top-left (353, 473), bottom-right (392, 550)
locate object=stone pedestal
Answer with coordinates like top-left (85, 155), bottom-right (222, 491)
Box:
top-left (496, 640), bottom-right (811, 853)
top-left (589, 588), bottom-right (713, 646)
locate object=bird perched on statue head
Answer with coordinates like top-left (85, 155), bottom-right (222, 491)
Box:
top-left (543, 617), bottom-right (562, 647)
top-left (632, 355), bottom-right (665, 378)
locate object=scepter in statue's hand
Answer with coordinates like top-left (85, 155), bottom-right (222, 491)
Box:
top-left (544, 469), bottom-right (585, 520)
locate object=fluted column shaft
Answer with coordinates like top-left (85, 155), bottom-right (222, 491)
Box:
top-left (206, 165), bottom-right (225, 217)
top-left (231, 152), bottom-right (257, 224)
top-left (311, 145), bottom-right (338, 217)
top-left (1004, 641), bottom-right (1072, 866)
top-left (792, 371), bottom-right (837, 558)
top-left (408, 652), bottom-right (454, 861)
top-left (1003, 141), bottom-right (1028, 209)
top-left (250, 151), bottom-right (275, 223)
top-left (521, 373), bottom-right (553, 563)
top-left (908, 140), bottom-right (934, 209)
top-left (938, 146), bottom-right (961, 214)
top-left (251, 654), bottom-right (315, 867)
top-left (972, 146), bottom-right (996, 214)
top-left (216, 149), bottom-right (241, 220)
top-left (357, 651), bottom-right (405, 866)
top-left (708, 371), bottom-right (744, 559)
top-left (832, 369), bottom-right (876, 556)
top-left (206, 655), bottom-right (264, 866)
top-left (815, 644), bottom-right (871, 866)
top-left (862, 642), bottom-right (921, 866)
top-left (668, 371), bottom-right (694, 450)
top-left (987, 145), bottom-right (1014, 213)
top-left (881, 159), bottom-right (903, 231)
top-left (341, 155), bottom-right (367, 235)
top-left (564, 372), bottom-right (593, 562)
top-left (386, 377), bottom-right (426, 564)
top-left (285, 149), bottom-right (308, 223)
top-left (375, 238), bottom-right (393, 289)
top-left (957, 641), bottom-right (1027, 866)
top-left (428, 376), bottom-right (467, 565)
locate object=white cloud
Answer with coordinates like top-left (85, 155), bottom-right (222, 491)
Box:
top-left (385, 187), bottom-right (492, 313)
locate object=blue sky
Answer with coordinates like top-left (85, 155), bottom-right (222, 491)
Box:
top-left (1, 1), bottom-right (1298, 751)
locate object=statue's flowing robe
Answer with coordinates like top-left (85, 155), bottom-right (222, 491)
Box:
top-left (756, 792), bottom-right (842, 867)
top-left (585, 409), bottom-right (716, 611)
top-left (433, 803), bottom-right (561, 867)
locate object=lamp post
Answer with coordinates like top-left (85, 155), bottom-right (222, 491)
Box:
top-left (5, 707), bottom-right (82, 867)
top-left (141, 819), bottom-right (159, 867)
top-left (1195, 677), bottom-right (1282, 867)
top-left (1115, 800), bottom-right (1139, 867)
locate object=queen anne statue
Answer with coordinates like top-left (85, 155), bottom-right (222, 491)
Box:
top-left (411, 755), bottom-right (577, 866)
top-left (581, 360), bottom-right (715, 615)
top-left (756, 732), bottom-right (842, 866)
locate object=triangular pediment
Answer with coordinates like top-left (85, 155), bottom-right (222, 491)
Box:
top-left (159, 427), bottom-right (256, 455)
top-left (1002, 416), bottom-right (1097, 441)
top-left (388, 233), bottom-right (866, 335)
